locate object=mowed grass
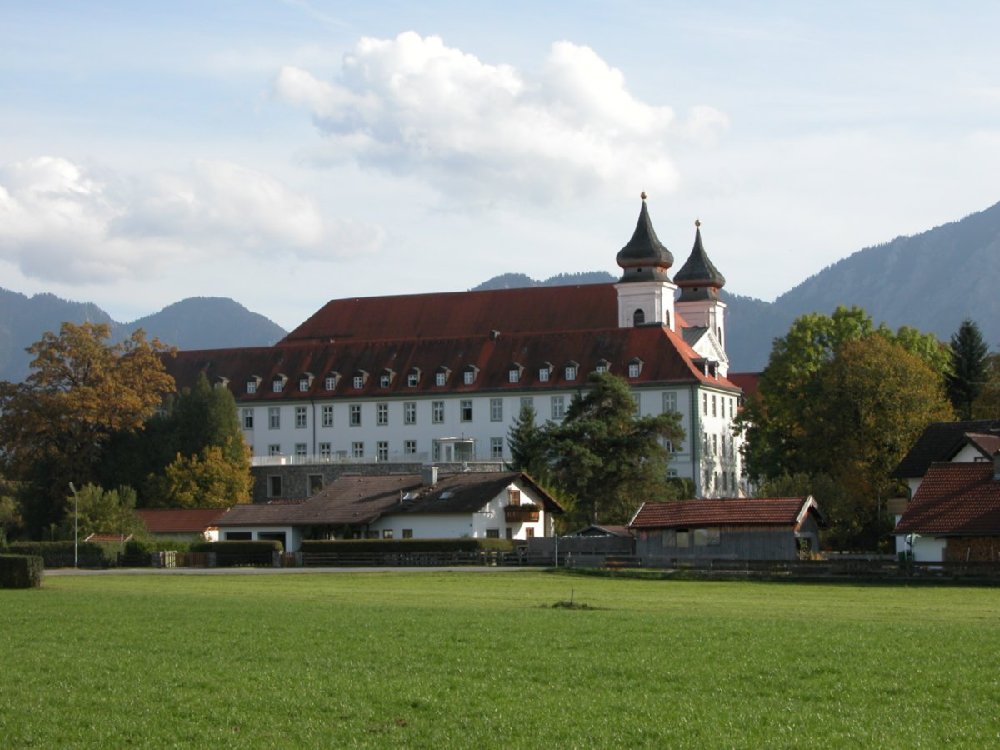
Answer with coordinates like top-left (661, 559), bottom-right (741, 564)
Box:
top-left (2, 572), bottom-right (999, 748)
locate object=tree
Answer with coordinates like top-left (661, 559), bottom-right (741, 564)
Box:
top-left (0, 323), bottom-right (174, 537)
top-left (63, 483), bottom-right (145, 540)
top-left (542, 373), bottom-right (684, 527)
top-left (740, 308), bottom-right (953, 549)
top-left (507, 403), bottom-right (548, 479)
top-left (946, 319), bottom-right (989, 419)
top-left (148, 445), bottom-right (252, 508)
top-left (0, 476), bottom-right (23, 545)
top-left (973, 353), bottom-right (1000, 418)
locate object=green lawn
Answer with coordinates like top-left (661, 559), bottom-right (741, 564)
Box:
top-left (2, 571), bottom-right (998, 748)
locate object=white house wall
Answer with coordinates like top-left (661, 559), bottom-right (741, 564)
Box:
top-left (241, 384), bottom-right (743, 499)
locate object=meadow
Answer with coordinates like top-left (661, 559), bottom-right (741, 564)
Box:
top-left (1, 570), bottom-right (998, 748)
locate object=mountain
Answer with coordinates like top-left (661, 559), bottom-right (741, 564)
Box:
top-left (473, 200), bottom-right (1000, 372)
top-left (472, 270), bottom-right (616, 290)
top-left (0, 291), bottom-right (286, 383)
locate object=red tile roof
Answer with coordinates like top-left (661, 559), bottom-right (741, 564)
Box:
top-left (630, 497), bottom-right (818, 529)
top-left (136, 508), bottom-right (228, 534)
top-left (895, 462), bottom-right (1000, 535)
top-left (728, 372), bottom-right (760, 400)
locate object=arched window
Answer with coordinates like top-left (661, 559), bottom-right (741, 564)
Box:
top-left (633, 308), bottom-right (645, 326)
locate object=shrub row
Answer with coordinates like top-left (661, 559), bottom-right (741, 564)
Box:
top-left (4, 541), bottom-right (109, 568)
top-left (301, 538), bottom-right (515, 556)
top-left (0, 555), bottom-right (44, 588)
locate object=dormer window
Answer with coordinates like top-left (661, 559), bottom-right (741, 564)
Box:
top-left (379, 369), bottom-right (395, 388)
top-left (353, 370), bottom-right (369, 389)
top-left (324, 372), bottom-right (340, 391)
top-left (272, 374), bottom-right (288, 393)
top-left (595, 359), bottom-right (611, 375)
top-left (407, 368), bottom-right (421, 387)
top-left (463, 366), bottom-right (479, 385)
top-left (564, 362), bottom-right (579, 381)
top-left (538, 362), bottom-right (553, 383)
top-left (215, 376), bottom-right (229, 389)
top-left (508, 363), bottom-right (523, 384)
top-left (246, 376), bottom-right (261, 394)
top-left (298, 372), bottom-right (313, 392)
top-left (628, 358), bottom-right (643, 378)
top-left (435, 367), bottom-right (450, 386)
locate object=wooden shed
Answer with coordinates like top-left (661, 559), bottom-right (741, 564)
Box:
top-left (630, 497), bottom-right (824, 562)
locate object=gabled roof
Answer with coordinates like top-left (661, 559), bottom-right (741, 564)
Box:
top-left (892, 420), bottom-right (1000, 479)
top-left (167, 321), bottom-right (740, 401)
top-left (630, 497), bottom-right (820, 529)
top-left (217, 472), bottom-right (563, 528)
top-left (960, 433), bottom-right (1000, 460)
top-left (136, 508), bottom-right (228, 534)
top-left (895, 462), bottom-right (1000, 535)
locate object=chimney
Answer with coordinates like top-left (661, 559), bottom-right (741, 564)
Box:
top-left (421, 465), bottom-right (438, 487)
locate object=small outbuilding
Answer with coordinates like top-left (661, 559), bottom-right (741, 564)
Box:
top-left (630, 496), bottom-right (824, 562)
top-left (135, 508), bottom-right (226, 542)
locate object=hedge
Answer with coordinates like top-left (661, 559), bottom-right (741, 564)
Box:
top-left (4, 541), bottom-right (110, 568)
top-left (301, 538), bottom-right (515, 556)
top-left (0, 555), bottom-right (44, 588)
top-left (190, 540), bottom-right (282, 566)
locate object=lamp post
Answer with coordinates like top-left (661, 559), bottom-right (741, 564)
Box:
top-left (68, 482), bottom-right (79, 568)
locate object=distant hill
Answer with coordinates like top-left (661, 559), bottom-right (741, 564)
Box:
top-left (472, 200), bottom-right (1000, 371)
top-left (472, 270), bottom-right (615, 290)
top-left (0, 291), bottom-right (286, 383)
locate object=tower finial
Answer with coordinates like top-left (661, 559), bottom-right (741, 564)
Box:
top-left (695, 218), bottom-right (701, 228)
top-left (640, 191), bottom-right (647, 201)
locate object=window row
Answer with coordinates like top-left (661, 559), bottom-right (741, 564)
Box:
top-left (244, 358), bottom-right (649, 395)
top-left (262, 437), bottom-right (509, 461)
top-left (701, 392), bottom-right (737, 420)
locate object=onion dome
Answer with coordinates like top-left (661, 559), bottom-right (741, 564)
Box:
top-left (616, 193), bottom-right (673, 282)
top-left (675, 219), bottom-right (725, 301)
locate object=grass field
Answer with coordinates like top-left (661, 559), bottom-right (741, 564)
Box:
top-left (2, 570), bottom-right (999, 748)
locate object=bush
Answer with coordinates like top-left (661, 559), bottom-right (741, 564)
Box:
top-left (190, 540), bottom-right (281, 566)
top-left (4, 541), bottom-right (110, 568)
top-left (0, 554), bottom-right (44, 588)
top-left (301, 538), bottom-right (514, 557)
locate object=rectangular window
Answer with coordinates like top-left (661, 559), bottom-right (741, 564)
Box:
top-left (272, 379), bottom-right (284, 393)
top-left (321, 405), bottom-right (334, 428)
top-left (463, 370), bottom-right (475, 385)
top-left (308, 474), bottom-right (323, 494)
top-left (382, 529), bottom-right (393, 539)
top-left (379, 373), bottom-right (391, 388)
top-left (295, 406), bottom-right (307, 429)
top-left (299, 379), bottom-right (310, 392)
top-left (402, 529), bottom-right (413, 539)
top-left (241, 408), bottom-right (254, 430)
top-left (662, 391), bottom-right (677, 413)
top-left (628, 362), bottom-right (641, 378)
top-left (490, 397), bottom-right (503, 422)
top-left (432, 401), bottom-right (445, 423)
top-left (324, 375), bottom-right (337, 391)
top-left (319, 442), bottom-right (332, 459)
top-left (702, 393), bottom-right (708, 415)
top-left (350, 404), bottom-right (361, 426)
top-left (295, 443), bottom-right (307, 458)
top-left (377, 441), bottom-right (388, 461)
top-left (407, 372), bottom-right (419, 387)
top-left (676, 529), bottom-right (689, 548)
top-left (268, 444), bottom-right (281, 456)
top-left (376, 402), bottom-right (388, 426)
top-left (508, 369), bottom-right (520, 383)
top-left (246, 380), bottom-right (257, 394)
top-left (508, 488), bottom-right (521, 505)
top-left (712, 394), bottom-right (717, 417)
top-left (526, 527), bottom-right (535, 539)
top-left (712, 434), bottom-right (718, 455)
top-left (565, 365), bottom-right (577, 380)
top-left (351, 441), bottom-right (364, 459)
top-left (596, 363), bottom-right (608, 374)
top-left (551, 395), bottom-right (565, 420)
top-left (460, 399), bottom-right (473, 422)
top-left (268, 475), bottom-right (282, 497)
top-left (486, 529), bottom-right (500, 539)
top-left (520, 396), bottom-right (534, 412)
top-left (353, 374), bottom-right (364, 389)
top-left (491, 437), bottom-right (504, 459)
top-left (404, 440), bottom-right (417, 455)
top-left (404, 401), bottom-right (417, 425)
top-left (435, 372), bottom-right (446, 386)
top-left (268, 407), bottom-right (280, 430)
top-left (506, 528), bottom-right (514, 540)
top-left (538, 368), bottom-right (550, 383)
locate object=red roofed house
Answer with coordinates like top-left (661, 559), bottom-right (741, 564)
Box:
top-left (165, 198), bottom-right (744, 500)
top-left (630, 497), bottom-right (823, 562)
top-left (894, 456), bottom-right (1000, 562)
top-left (135, 508), bottom-right (227, 542)
top-left (214, 469), bottom-right (563, 552)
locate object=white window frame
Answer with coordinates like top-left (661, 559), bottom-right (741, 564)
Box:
top-left (321, 405), bottom-right (334, 428)
top-left (376, 402), bottom-right (389, 426)
top-left (350, 404), bottom-right (361, 427)
top-left (404, 401), bottom-right (417, 425)
top-left (268, 407), bottom-right (280, 430)
top-left (490, 398), bottom-right (503, 422)
top-left (295, 406), bottom-right (307, 429)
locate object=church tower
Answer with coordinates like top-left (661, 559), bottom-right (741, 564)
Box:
top-left (614, 194), bottom-right (677, 331)
top-left (674, 219), bottom-right (728, 353)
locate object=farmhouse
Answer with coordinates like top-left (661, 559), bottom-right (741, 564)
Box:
top-left (894, 456), bottom-right (1000, 562)
top-left (629, 497), bottom-right (824, 562)
top-left (214, 469), bottom-right (562, 552)
top-left (165, 197), bottom-right (746, 500)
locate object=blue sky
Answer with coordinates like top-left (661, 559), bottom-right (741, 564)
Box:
top-left (2, 1), bottom-right (999, 329)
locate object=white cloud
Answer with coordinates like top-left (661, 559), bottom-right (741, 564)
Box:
top-left (275, 32), bottom-right (729, 204)
top-left (0, 157), bottom-right (384, 284)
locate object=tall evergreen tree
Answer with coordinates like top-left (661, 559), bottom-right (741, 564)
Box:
top-left (946, 319), bottom-right (989, 419)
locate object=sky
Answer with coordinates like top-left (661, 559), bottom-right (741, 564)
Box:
top-left (2, 1), bottom-right (999, 330)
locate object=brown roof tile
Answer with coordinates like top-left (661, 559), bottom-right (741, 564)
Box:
top-left (895, 462), bottom-right (1000, 535)
top-left (136, 508), bottom-right (228, 534)
top-left (630, 497), bottom-right (818, 529)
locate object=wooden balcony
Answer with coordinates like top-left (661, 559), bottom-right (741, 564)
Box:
top-left (504, 505), bottom-right (540, 523)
